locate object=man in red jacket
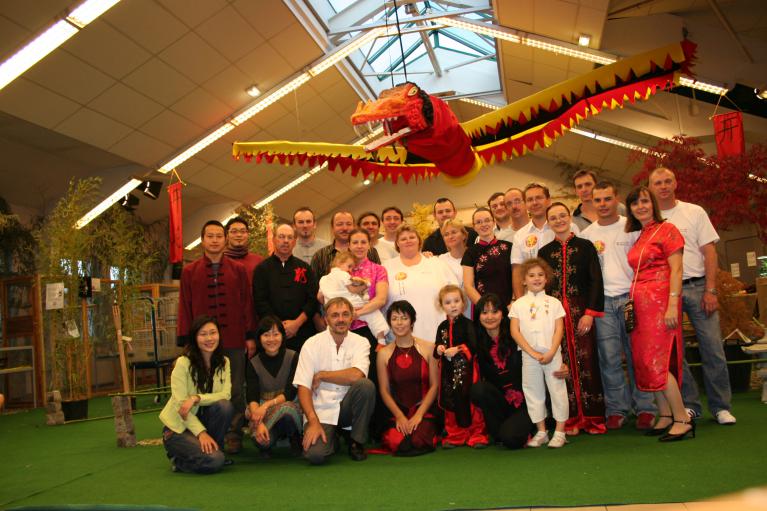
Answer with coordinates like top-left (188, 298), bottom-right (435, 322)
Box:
top-left (177, 220), bottom-right (257, 453)
top-left (224, 216), bottom-right (263, 285)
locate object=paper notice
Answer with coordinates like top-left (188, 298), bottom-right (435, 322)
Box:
top-left (730, 263), bottom-right (741, 278)
top-left (45, 282), bottom-right (64, 310)
top-left (91, 278), bottom-right (101, 292)
top-left (746, 252), bottom-right (757, 267)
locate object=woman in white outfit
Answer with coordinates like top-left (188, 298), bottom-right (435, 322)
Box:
top-left (383, 225), bottom-right (457, 343)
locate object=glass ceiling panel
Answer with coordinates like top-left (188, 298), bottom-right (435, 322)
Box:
top-left (310, 0), bottom-right (500, 95)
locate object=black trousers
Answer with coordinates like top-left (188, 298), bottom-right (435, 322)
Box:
top-left (470, 381), bottom-right (533, 449)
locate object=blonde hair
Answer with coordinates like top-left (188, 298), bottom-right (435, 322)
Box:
top-left (331, 251), bottom-right (355, 267)
top-left (437, 284), bottom-right (465, 310)
top-left (519, 258), bottom-right (553, 284)
top-left (439, 218), bottom-right (468, 238)
top-left (394, 224), bottom-right (423, 253)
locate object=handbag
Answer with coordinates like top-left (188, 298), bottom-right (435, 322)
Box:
top-left (625, 224), bottom-right (663, 334)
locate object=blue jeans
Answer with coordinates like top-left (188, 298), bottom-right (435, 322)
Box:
top-left (680, 280), bottom-right (732, 415)
top-left (594, 293), bottom-right (656, 417)
top-left (163, 400), bottom-right (234, 474)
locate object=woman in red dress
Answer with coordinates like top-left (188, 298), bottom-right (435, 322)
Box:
top-left (376, 300), bottom-right (440, 455)
top-left (625, 186), bottom-right (693, 441)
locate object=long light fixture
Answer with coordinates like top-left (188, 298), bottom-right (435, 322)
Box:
top-left (0, 0), bottom-right (121, 91)
top-left (76, 27), bottom-right (386, 230)
top-left (678, 76), bottom-right (728, 96)
top-left (437, 16), bottom-right (617, 65)
top-left (441, 18), bottom-right (731, 98)
top-left (74, 178), bottom-right (142, 229)
top-left (185, 127), bottom-right (384, 250)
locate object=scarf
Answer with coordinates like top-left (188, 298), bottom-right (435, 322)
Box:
top-left (224, 245), bottom-right (248, 259)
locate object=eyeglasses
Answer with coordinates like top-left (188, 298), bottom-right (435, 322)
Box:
top-left (228, 229), bottom-right (248, 235)
top-left (506, 199), bottom-right (523, 206)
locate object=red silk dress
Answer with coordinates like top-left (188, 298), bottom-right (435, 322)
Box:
top-left (627, 221), bottom-right (685, 392)
top-left (380, 345), bottom-right (437, 454)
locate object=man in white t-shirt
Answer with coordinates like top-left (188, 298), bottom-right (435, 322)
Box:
top-left (581, 182), bottom-right (656, 430)
top-left (376, 206), bottom-right (403, 260)
top-left (293, 297), bottom-right (375, 464)
top-left (511, 183), bottom-right (580, 299)
top-left (487, 191), bottom-right (515, 242)
top-left (649, 167), bottom-right (735, 425)
top-left (293, 207), bottom-right (329, 265)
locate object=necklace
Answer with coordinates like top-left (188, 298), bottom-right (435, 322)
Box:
top-left (529, 295), bottom-right (549, 319)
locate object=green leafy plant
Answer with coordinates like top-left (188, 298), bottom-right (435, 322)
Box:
top-left (232, 203), bottom-right (274, 257)
top-left (408, 202), bottom-right (435, 241)
top-left (0, 197), bottom-right (37, 275)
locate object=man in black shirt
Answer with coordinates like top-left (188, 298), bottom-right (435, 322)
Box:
top-left (422, 197), bottom-right (477, 255)
top-left (252, 223), bottom-right (318, 352)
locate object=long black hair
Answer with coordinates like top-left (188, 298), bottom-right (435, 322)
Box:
top-left (255, 315), bottom-right (287, 355)
top-left (474, 293), bottom-right (514, 361)
top-left (184, 315), bottom-right (227, 393)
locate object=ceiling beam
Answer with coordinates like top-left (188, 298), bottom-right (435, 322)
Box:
top-left (328, 6), bottom-right (491, 36)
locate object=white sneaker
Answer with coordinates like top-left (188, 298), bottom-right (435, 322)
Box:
top-left (716, 410), bottom-right (737, 425)
top-left (686, 408), bottom-right (701, 420)
top-left (526, 431), bottom-right (550, 447)
top-left (548, 432), bottom-right (568, 449)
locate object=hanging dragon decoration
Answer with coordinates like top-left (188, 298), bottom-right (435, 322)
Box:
top-left (233, 40), bottom-right (696, 186)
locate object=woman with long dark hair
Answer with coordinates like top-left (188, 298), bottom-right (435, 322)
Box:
top-left (625, 186), bottom-right (691, 441)
top-left (538, 202), bottom-right (606, 435)
top-left (245, 315), bottom-right (302, 457)
top-left (160, 315), bottom-right (233, 473)
top-left (470, 293), bottom-right (533, 449)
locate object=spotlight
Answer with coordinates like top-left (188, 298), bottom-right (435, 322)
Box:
top-left (141, 180), bottom-right (163, 199)
top-left (362, 179), bottom-right (371, 186)
top-left (577, 34), bottom-right (591, 47)
top-left (120, 193), bottom-right (139, 211)
top-left (755, 88), bottom-right (767, 100)
top-left (246, 85), bottom-right (261, 97)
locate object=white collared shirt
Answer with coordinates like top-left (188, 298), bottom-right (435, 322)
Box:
top-left (510, 221), bottom-right (581, 264)
top-left (661, 200), bottom-right (719, 280)
top-left (293, 329), bottom-right (370, 425)
top-left (580, 216), bottom-right (639, 297)
top-left (509, 290), bottom-right (565, 352)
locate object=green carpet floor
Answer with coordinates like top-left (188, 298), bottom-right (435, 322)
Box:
top-left (1, 391), bottom-right (765, 511)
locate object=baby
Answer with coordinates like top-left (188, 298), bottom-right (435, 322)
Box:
top-left (319, 252), bottom-right (390, 341)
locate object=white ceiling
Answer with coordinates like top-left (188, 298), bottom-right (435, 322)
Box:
top-left (0, 0), bottom-right (765, 240)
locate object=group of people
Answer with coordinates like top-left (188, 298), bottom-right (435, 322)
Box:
top-left (160, 166), bottom-right (737, 473)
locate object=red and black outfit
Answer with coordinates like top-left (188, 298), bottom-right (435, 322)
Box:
top-left (471, 316), bottom-right (533, 449)
top-left (379, 345), bottom-right (438, 456)
top-left (434, 315), bottom-right (488, 447)
top-left (177, 255), bottom-right (256, 348)
top-left (461, 238), bottom-right (513, 314)
top-left (539, 234), bottom-right (606, 434)
top-left (224, 246), bottom-right (263, 286)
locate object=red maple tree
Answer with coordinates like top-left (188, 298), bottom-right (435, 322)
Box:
top-left (630, 136), bottom-right (767, 242)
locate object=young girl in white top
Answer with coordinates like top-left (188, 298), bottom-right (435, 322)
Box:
top-left (319, 252), bottom-right (390, 341)
top-left (509, 258), bottom-right (569, 448)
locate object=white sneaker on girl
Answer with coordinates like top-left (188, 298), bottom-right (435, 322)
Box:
top-left (526, 431), bottom-right (550, 447)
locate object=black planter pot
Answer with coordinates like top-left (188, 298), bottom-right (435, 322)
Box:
top-left (61, 398), bottom-right (89, 421)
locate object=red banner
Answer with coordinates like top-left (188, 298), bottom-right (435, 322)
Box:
top-left (713, 112), bottom-right (745, 157)
top-left (168, 182), bottom-right (183, 264)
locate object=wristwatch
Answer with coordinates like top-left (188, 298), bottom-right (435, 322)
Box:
top-left (706, 288), bottom-right (718, 295)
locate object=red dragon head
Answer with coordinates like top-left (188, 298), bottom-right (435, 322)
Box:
top-left (350, 82), bottom-right (433, 151)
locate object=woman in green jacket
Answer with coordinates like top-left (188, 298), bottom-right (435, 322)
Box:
top-left (160, 315), bottom-right (233, 473)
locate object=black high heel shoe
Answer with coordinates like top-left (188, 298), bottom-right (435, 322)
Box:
top-left (659, 420), bottom-right (696, 442)
top-left (644, 415), bottom-right (672, 436)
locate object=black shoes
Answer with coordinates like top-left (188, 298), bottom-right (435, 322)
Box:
top-left (659, 420), bottom-right (696, 442)
top-left (644, 415), bottom-right (673, 436)
top-left (349, 440), bottom-right (367, 461)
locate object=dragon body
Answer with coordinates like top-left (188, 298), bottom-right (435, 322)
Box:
top-left (233, 40), bottom-right (696, 186)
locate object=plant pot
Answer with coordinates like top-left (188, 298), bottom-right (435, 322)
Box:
top-left (61, 398), bottom-right (89, 421)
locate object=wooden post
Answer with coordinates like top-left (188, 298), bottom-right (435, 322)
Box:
top-left (111, 395), bottom-right (136, 447)
top-left (81, 297), bottom-right (92, 399)
top-left (33, 275), bottom-right (46, 407)
top-left (112, 304), bottom-right (130, 394)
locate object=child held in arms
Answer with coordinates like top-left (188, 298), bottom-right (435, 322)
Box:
top-left (509, 258), bottom-right (569, 448)
top-left (434, 284), bottom-right (489, 448)
top-left (319, 251), bottom-right (390, 342)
